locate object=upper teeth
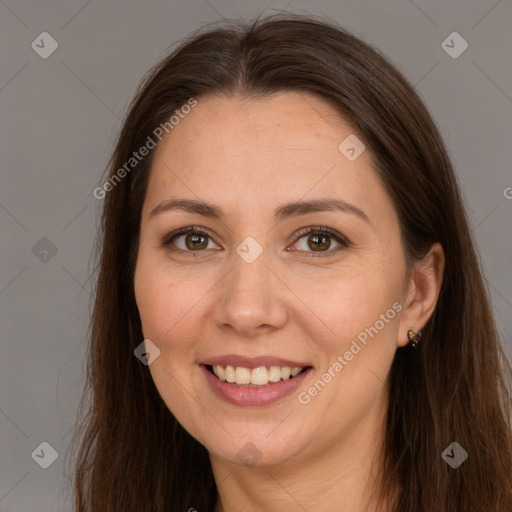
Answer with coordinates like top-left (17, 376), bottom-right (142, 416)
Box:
top-left (212, 365), bottom-right (304, 386)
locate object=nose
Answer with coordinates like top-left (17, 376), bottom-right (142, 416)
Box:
top-left (212, 251), bottom-right (288, 338)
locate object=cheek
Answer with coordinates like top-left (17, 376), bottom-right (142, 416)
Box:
top-left (134, 261), bottom-right (208, 427)
top-left (288, 262), bottom-right (402, 357)
top-left (292, 269), bottom-right (401, 431)
top-left (135, 258), bottom-right (196, 348)
top-left (134, 258), bottom-right (220, 373)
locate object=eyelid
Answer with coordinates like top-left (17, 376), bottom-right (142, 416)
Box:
top-left (289, 226), bottom-right (351, 256)
top-left (161, 225), bottom-right (351, 255)
top-left (161, 226), bottom-right (221, 252)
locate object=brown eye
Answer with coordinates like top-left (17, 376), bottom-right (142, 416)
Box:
top-left (184, 233), bottom-right (209, 250)
top-left (162, 227), bottom-right (221, 254)
top-left (291, 226), bottom-right (350, 256)
top-left (307, 234), bottom-right (331, 251)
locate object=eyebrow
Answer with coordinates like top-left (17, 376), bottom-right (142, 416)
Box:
top-left (149, 198), bottom-right (369, 223)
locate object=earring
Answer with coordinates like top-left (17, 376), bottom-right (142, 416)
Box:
top-left (408, 329), bottom-right (422, 349)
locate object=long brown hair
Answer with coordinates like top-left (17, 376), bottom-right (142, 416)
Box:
top-left (70, 13), bottom-right (512, 511)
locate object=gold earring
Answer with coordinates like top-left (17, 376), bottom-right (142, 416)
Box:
top-left (408, 329), bottom-right (422, 349)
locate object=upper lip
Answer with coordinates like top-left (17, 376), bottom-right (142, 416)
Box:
top-left (201, 355), bottom-right (312, 369)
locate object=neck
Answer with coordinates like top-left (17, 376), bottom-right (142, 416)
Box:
top-left (210, 388), bottom-right (395, 512)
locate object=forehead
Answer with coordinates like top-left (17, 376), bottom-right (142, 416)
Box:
top-left (144, 92), bottom-right (393, 225)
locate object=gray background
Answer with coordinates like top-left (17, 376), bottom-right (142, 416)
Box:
top-left (0, 0), bottom-right (511, 510)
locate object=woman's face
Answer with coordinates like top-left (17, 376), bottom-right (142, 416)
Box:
top-left (134, 92), bottom-right (412, 467)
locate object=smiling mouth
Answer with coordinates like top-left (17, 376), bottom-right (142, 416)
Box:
top-left (205, 364), bottom-right (311, 387)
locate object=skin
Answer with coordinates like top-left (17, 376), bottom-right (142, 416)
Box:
top-left (134, 92), bottom-right (444, 512)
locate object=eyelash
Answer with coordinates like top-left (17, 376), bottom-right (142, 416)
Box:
top-left (161, 225), bottom-right (351, 258)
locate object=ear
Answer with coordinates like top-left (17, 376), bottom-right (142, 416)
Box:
top-left (397, 242), bottom-right (445, 347)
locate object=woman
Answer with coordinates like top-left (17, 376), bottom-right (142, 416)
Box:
top-left (72, 13), bottom-right (512, 511)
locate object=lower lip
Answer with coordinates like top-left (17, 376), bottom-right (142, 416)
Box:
top-left (200, 365), bottom-right (312, 406)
